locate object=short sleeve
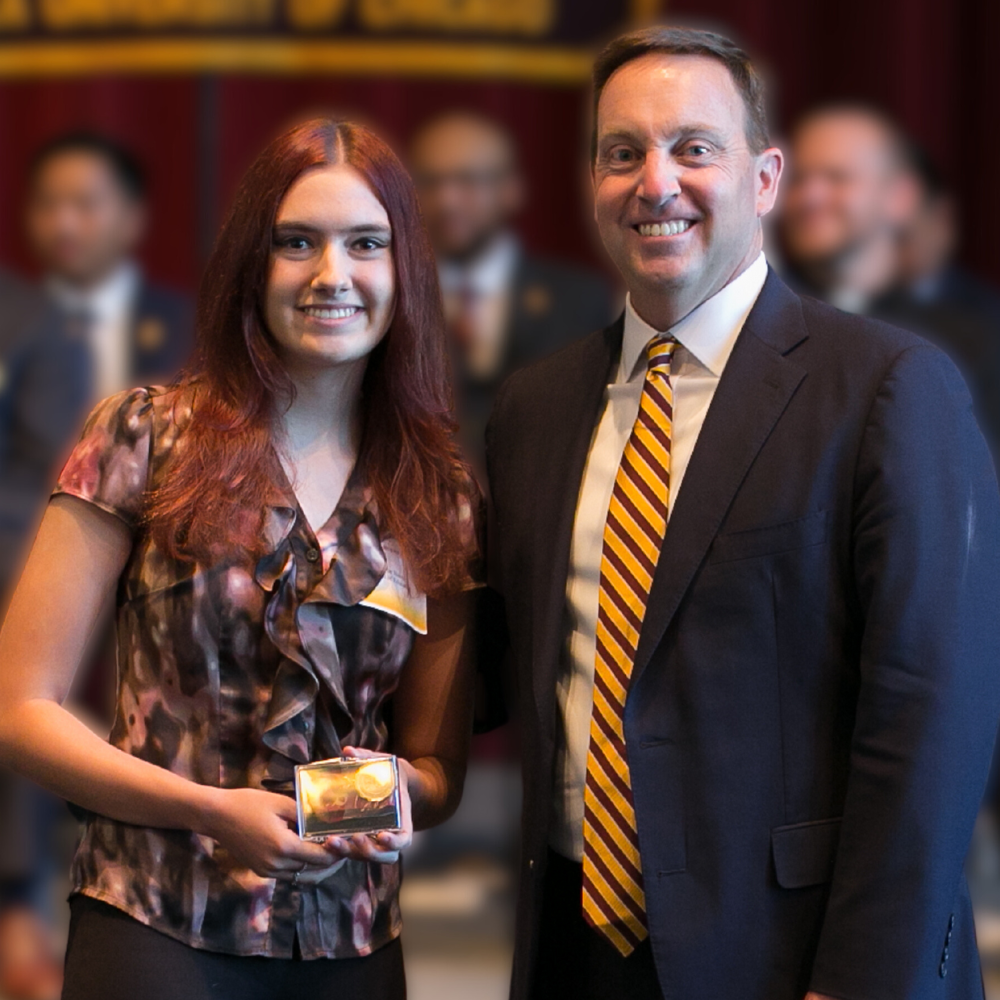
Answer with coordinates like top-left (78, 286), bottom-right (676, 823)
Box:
top-left (53, 388), bottom-right (154, 529)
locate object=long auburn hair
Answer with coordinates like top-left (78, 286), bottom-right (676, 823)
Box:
top-left (146, 118), bottom-right (475, 595)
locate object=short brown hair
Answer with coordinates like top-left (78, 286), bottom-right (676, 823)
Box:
top-left (592, 26), bottom-right (770, 159)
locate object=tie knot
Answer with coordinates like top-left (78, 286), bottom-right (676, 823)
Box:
top-left (646, 337), bottom-right (676, 376)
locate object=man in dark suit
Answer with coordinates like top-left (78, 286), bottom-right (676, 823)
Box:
top-left (0, 269), bottom-right (89, 1000)
top-left (409, 111), bottom-right (614, 484)
top-left (26, 132), bottom-right (194, 401)
top-left (486, 26), bottom-right (1000, 1000)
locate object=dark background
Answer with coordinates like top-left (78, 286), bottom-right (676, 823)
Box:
top-left (0, 0), bottom-right (996, 294)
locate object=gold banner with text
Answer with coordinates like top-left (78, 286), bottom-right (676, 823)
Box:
top-left (0, 0), bottom-right (665, 80)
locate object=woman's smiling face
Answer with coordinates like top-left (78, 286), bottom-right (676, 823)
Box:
top-left (265, 164), bottom-right (396, 372)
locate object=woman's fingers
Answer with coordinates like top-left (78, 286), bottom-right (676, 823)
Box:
top-left (372, 829), bottom-right (410, 852)
top-left (279, 836), bottom-right (342, 869)
top-left (323, 831), bottom-right (408, 864)
top-left (268, 793), bottom-right (299, 824)
top-left (267, 848), bottom-right (338, 881)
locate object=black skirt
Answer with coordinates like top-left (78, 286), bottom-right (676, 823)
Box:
top-left (62, 895), bottom-right (406, 1000)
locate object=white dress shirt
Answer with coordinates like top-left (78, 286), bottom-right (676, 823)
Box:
top-left (48, 262), bottom-right (139, 401)
top-left (550, 252), bottom-right (769, 861)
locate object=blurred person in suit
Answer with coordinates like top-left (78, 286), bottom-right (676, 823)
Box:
top-left (872, 144), bottom-right (1000, 455)
top-left (26, 132), bottom-right (194, 401)
top-left (411, 113), bottom-right (615, 761)
top-left (778, 103), bottom-right (920, 314)
top-left (410, 111), bottom-right (614, 484)
top-left (781, 109), bottom-right (1000, 455)
top-left (0, 273), bottom-right (89, 1000)
top-left (487, 26), bottom-right (1000, 1000)
top-left (27, 133), bottom-right (195, 728)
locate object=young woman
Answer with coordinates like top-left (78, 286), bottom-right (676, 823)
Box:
top-left (0, 119), bottom-right (481, 1000)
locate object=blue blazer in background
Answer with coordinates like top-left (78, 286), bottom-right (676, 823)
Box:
top-left (129, 280), bottom-right (195, 386)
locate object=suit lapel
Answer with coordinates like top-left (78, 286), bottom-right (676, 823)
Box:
top-left (131, 281), bottom-right (171, 379)
top-left (530, 319), bottom-right (622, 728)
top-left (631, 271), bottom-right (810, 686)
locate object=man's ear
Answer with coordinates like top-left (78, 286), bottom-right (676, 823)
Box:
top-left (755, 147), bottom-right (784, 219)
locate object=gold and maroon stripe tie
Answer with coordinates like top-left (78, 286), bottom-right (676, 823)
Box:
top-left (582, 336), bottom-right (677, 957)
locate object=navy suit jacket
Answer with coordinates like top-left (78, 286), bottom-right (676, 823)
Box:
top-left (129, 280), bottom-right (194, 385)
top-left (485, 270), bottom-right (1000, 1000)
top-left (0, 270), bottom-right (90, 589)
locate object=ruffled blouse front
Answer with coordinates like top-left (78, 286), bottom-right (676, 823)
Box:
top-left (54, 386), bottom-right (436, 959)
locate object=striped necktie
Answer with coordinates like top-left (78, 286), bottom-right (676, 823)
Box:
top-left (582, 335), bottom-right (677, 956)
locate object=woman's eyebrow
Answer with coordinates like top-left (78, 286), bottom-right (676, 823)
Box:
top-left (273, 221), bottom-right (391, 235)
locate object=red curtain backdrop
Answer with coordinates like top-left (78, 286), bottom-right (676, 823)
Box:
top-left (0, 0), bottom-right (996, 292)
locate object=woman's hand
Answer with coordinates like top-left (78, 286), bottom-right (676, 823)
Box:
top-left (201, 787), bottom-right (343, 882)
top-left (321, 747), bottom-right (415, 865)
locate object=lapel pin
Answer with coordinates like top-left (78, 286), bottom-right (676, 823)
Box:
top-left (136, 318), bottom-right (166, 352)
top-left (522, 284), bottom-right (552, 317)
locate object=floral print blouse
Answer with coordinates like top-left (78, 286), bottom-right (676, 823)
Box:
top-left (54, 385), bottom-right (478, 959)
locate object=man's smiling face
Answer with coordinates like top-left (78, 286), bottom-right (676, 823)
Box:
top-left (593, 52), bottom-right (781, 328)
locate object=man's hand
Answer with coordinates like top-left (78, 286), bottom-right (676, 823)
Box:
top-left (805, 993), bottom-right (838, 1000)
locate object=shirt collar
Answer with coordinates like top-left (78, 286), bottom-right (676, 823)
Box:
top-left (48, 261), bottom-right (139, 321)
top-left (621, 252), bottom-right (768, 382)
top-left (438, 232), bottom-right (519, 296)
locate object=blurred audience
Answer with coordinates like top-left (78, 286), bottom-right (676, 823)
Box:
top-left (409, 111), bottom-right (614, 484)
top-left (26, 132), bottom-right (194, 401)
top-left (0, 275), bottom-right (87, 998)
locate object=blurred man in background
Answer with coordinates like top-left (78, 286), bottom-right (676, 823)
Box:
top-left (779, 103), bottom-right (919, 313)
top-left (27, 132), bottom-right (194, 401)
top-left (410, 111), bottom-right (614, 483)
top-left (874, 145), bottom-right (1000, 454)
top-left (25, 133), bottom-right (194, 723)
top-left (403, 113), bottom-right (615, 990)
top-left (780, 106), bottom-right (1000, 453)
top-left (0, 275), bottom-right (88, 999)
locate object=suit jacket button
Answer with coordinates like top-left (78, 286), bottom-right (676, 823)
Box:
top-left (940, 961), bottom-right (948, 978)
top-left (949, 914), bottom-right (956, 930)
